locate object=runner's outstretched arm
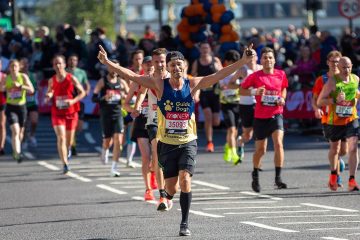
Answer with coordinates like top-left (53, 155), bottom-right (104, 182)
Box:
top-left (97, 45), bottom-right (157, 90)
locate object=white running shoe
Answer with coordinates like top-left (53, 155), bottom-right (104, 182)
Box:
top-left (111, 170), bottom-right (120, 177)
top-left (126, 161), bottom-right (136, 168)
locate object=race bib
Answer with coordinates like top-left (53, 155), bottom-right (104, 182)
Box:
top-left (151, 104), bottom-right (158, 122)
top-left (141, 101), bottom-right (149, 116)
top-left (106, 90), bottom-right (121, 103)
top-left (222, 89), bottom-right (237, 98)
top-left (27, 95), bottom-right (35, 102)
top-left (165, 112), bottom-right (189, 135)
top-left (335, 105), bottom-right (353, 117)
top-left (261, 95), bottom-right (279, 106)
top-left (9, 89), bottom-right (22, 99)
top-left (56, 95), bottom-right (69, 109)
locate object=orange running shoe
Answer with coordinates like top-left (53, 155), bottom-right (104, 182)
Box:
top-left (348, 178), bottom-right (360, 191)
top-left (206, 142), bottom-right (214, 152)
top-left (157, 197), bottom-right (168, 211)
top-left (144, 189), bottom-right (155, 201)
top-left (328, 174), bottom-right (338, 191)
top-left (150, 171), bottom-right (158, 190)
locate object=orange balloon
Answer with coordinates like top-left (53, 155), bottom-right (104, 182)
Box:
top-left (230, 31), bottom-right (239, 41)
top-left (211, 4), bottom-right (226, 15)
top-left (212, 13), bottom-right (222, 23)
top-left (177, 18), bottom-right (189, 32)
top-left (189, 24), bottom-right (200, 33)
top-left (185, 40), bottom-right (194, 48)
top-left (179, 32), bottom-right (190, 42)
top-left (221, 24), bottom-right (232, 34)
top-left (185, 4), bottom-right (204, 17)
top-left (219, 34), bottom-right (232, 43)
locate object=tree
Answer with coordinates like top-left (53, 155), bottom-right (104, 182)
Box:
top-left (35, 0), bottom-right (115, 40)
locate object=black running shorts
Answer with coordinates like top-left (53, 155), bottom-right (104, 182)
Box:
top-left (100, 113), bottom-right (124, 139)
top-left (221, 103), bottom-right (241, 128)
top-left (199, 90), bottom-right (220, 113)
top-left (239, 104), bottom-right (255, 128)
top-left (157, 140), bottom-right (197, 179)
top-left (6, 104), bottom-right (27, 128)
top-left (131, 114), bottom-right (149, 141)
top-left (323, 120), bottom-right (359, 142)
top-left (253, 114), bottom-right (284, 140)
top-left (147, 124), bottom-right (158, 143)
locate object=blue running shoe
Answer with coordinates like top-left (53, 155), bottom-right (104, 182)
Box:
top-left (339, 158), bottom-right (345, 172)
top-left (63, 164), bottom-right (70, 174)
top-left (337, 175), bottom-right (343, 187)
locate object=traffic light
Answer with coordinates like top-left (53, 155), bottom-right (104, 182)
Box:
top-left (0, 0), bottom-right (10, 14)
top-left (154, 0), bottom-right (163, 10)
top-left (306, 0), bottom-right (322, 11)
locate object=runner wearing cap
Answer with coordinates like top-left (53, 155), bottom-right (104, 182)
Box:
top-left (98, 45), bottom-right (253, 236)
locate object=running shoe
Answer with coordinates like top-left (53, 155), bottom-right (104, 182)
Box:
top-left (179, 224), bottom-right (191, 236)
top-left (126, 161), bottom-right (136, 168)
top-left (206, 142), bottom-right (214, 152)
top-left (275, 177), bottom-right (288, 189)
top-left (157, 197), bottom-right (168, 211)
top-left (167, 199), bottom-right (173, 210)
top-left (63, 164), bottom-right (70, 174)
top-left (13, 153), bottom-right (22, 163)
top-left (223, 144), bottom-right (231, 163)
top-left (144, 189), bottom-right (155, 201)
top-left (328, 174), bottom-right (338, 191)
top-left (150, 171), bottom-right (158, 190)
top-left (111, 170), bottom-right (121, 177)
top-left (232, 152), bottom-right (241, 166)
top-left (337, 175), bottom-right (343, 187)
top-left (237, 145), bottom-right (244, 161)
top-left (251, 172), bottom-right (261, 193)
top-left (348, 178), bottom-right (360, 191)
top-left (29, 136), bottom-right (37, 148)
top-left (339, 157), bottom-right (345, 172)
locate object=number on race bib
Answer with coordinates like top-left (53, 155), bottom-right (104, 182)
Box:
top-left (261, 95), bottom-right (279, 106)
top-left (335, 105), bottom-right (353, 117)
top-left (56, 96), bottom-right (69, 109)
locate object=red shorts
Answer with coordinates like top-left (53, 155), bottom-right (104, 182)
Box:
top-left (51, 112), bottom-right (78, 131)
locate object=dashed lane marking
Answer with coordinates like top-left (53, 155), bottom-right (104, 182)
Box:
top-left (192, 180), bottom-right (229, 190)
top-left (225, 210), bottom-right (330, 215)
top-left (84, 132), bottom-right (96, 144)
top-left (192, 200), bottom-right (277, 205)
top-left (188, 209), bottom-right (224, 218)
top-left (203, 205), bottom-right (301, 211)
top-left (301, 203), bottom-right (359, 212)
top-left (308, 227), bottom-right (360, 231)
top-left (278, 220), bottom-right (360, 225)
top-left (66, 172), bottom-right (92, 182)
top-left (37, 161), bottom-right (60, 171)
top-left (321, 237), bottom-right (349, 240)
top-left (256, 214), bottom-right (359, 219)
top-left (241, 221), bottom-right (299, 233)
top-left (240, 191), bottom-right (282, 200)
top-left (96, 184), bottom-right (127, 195)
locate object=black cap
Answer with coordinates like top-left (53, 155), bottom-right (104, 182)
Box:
top-left (143, 56), bottom-right (152, 63)
top-left (166, 51), bottom-right (185, 63)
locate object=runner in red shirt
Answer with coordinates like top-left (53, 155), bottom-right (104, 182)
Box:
top-left (240, 47), bottom-right (288, 193)
top-left (45, 55), bottom-right (85, 174)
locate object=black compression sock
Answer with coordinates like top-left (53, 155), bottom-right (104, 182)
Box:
top-left (180, 191), bottom-right (192, 225)
top-left (275, 167), bottom-right (282, 178)
top-left (159, 189), bottom-right (166, 198)
top-left (349, 176), bottom-right (355, 180)
top-left (331, 170), bottom-right (337, 175)
top-left (253, 168), bottom-right (259, 177)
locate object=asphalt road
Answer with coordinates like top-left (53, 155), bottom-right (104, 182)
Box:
top-left (0, 116), bottom-right (359, 240)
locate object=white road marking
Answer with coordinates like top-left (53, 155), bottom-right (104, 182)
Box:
top-left (192, 180), bottom-right (229, 190)
top-left (66, 172), bottom-right (92, 182)
top-left (37, 161), bottom-right (60, 171)
top-left (321, 237), bottom-right (349, 240)
top-left (192, 200), bottom-right (277, 205)
top-left (110, 181), bottom-right (144, 185)
top-left (347, 233), bottom-right (360, 236)
top-left (188, 210), bottom-right (224, 218)
top-left (96, 184), bottom-right (127, 195)
top-left (96, 177), bottom-right (143, 180)
top-left (192, 196), bottom-right (253, 201)
top-left (241, 221), bottom-right (299, 233)
top-left (279, 220), bottom-right (360, 225)
top-left (204, 206), bottom-right (301, 210)
top-left (192, 192), bottom-right (229, 196)
top-left (84, 132), bottom-right (96, 144)
top-left (23, 151), bottom-right (35, 160)
top-left (309, 227), bottom-right (360, 231)
top-left (121, 185), bottom-right (146, 189)
top-left (225, 210), bottom-right (330, 215)
top-left (257, 214), bottom-right (359, 219)
top-left (240, 191), bottom-right (282, 200)
top-left (301, 203), bottom-right (359, 212)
